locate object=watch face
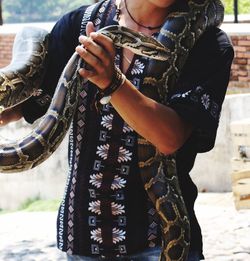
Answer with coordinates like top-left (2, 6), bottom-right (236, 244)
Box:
top-left (100, 95), bottom-right (112, 105)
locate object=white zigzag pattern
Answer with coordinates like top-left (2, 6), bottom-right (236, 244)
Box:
top-left (131, 59), bottom-right (145, 75)
top-left (111, 175), bottom-right (126, 190)
top-left (118, 147), bottom-right (132, 163)
top-left (123, 122), bottom-right (133, 133)
top-left (112, 228), bottom-right (126, 244)
top-left (111, 202), bottom-right (125, 215)
top-left (96, 144), bottom-right (109, 160)
top-left (90, 228), bottom-right (103, 243)
top-left (88, 200), bottom-right (101, 215)
top-left (89, 173), bottom-right (103, 188)
top-left (101, 114), bottom-right (113, 130)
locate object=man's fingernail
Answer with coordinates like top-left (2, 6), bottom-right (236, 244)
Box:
top-left (90, 32), bottom-right (97, 38)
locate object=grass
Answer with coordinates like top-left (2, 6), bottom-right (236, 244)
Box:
top-left (18, 198), bottom-right (61, 212)
top-left (222, 0), bottom-right (250, 14)
top-left (0, 197), bottom-right (61, 214)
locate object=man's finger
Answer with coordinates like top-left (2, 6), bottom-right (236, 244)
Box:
top-left (78, 35), bottom-right (109, 66)
top-left (86, 22), bottom-right (96, 36)
top-left (90, 32), bottom-right (116, 60)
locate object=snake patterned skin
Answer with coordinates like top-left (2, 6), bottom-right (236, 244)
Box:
top-left (0, 1), bottom-right (224, 260)
top-left (137, 1), bottom-right (224, 260)
top-left (0, 27), bottom-right (49, 110)
top-left (0, 27), bottom-right (167, 172)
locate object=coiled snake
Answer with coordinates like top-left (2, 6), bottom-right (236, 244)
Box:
top-left (0, 0), bottom-right (224, 260)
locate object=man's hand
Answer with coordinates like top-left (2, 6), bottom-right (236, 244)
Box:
top-left (76, 22), bottom-right (116, 90)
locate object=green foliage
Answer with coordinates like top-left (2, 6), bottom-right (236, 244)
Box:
top-left (222, 0), bottom-right (250, 14)
top-left (2, 0), bottom-right (94, 23)
top-left (18, 195), bottom-right (41, 210)
top-left (240, 0), bottom-right (250, 14)
top-left (2, 0), bottom-right (250, 23)
top-left (0, 208), bottom-right (7, 214)
top-left (0, 197), bottom-right (60, 213)
top-left (18, 197), bottom-right (60, 212)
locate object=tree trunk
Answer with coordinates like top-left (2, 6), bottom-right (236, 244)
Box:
top-left (0, 0), bottom-right (3, 25)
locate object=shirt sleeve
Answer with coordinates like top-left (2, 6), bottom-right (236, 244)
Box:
top-left (168, 27), bottom-right (234, 152)
top-left (21, 6), bottom-right (86, 124)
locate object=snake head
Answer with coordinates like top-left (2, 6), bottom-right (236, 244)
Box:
top-left (98, 25), bottom-right (170, 61)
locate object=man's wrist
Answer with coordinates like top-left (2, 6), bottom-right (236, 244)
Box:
top-left (97, 66), bottom-right (126, 105)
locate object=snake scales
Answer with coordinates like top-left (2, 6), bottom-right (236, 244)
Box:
top-left (0, 0), bottom-right (224, 260)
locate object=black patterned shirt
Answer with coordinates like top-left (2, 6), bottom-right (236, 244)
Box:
top-left (22, 1), bottom-right (234, 259)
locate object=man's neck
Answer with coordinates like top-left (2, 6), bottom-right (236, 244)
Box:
top-left (122, 0), bottom-right (174, 31)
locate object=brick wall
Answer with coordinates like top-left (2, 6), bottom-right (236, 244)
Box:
top-left (0, 32), bottom-right (250, 91)
top-left (0, 33), bottom-right (15, 68)
top-left (230, 35), bottom-right (250, 89)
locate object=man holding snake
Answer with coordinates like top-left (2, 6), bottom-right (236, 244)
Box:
top-left (0, 0), bottom-right (234, 260)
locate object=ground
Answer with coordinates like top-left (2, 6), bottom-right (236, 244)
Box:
top-left (0, 193), bottom-right (250, 261)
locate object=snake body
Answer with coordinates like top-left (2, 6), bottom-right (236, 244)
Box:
top-left (138, 1), bottom-right (224, 260)
top-left (0, 27), bottom-right (48, 110)
top-left (0, 1), bottom-right (224, 260)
